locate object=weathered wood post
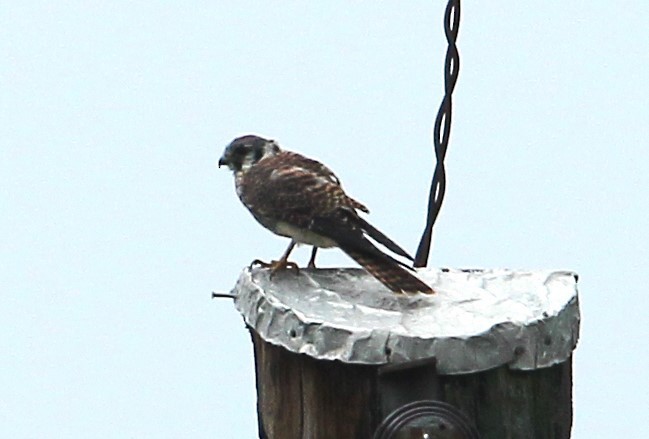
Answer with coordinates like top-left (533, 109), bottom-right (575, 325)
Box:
top-left (230, 267), bottom-right (580, 438)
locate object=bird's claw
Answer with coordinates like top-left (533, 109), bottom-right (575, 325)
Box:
top-left (250, 259), bottom-right (300, 278)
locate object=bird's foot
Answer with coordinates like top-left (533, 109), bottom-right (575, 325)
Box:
top-left (307, 247), bottom-right (318, 269)
top-left (250, 259), bottom-right (300, 278)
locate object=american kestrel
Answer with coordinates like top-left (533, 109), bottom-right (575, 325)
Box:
top-left (218, 134), bottom-right (433, 294)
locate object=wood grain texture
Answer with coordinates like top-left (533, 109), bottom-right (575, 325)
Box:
top-left (251, 330), bottom-right (573, 439)
top-left (438, 360), bottom-right (573, 439)
top-left (252, 331), bottom-right (378, 439)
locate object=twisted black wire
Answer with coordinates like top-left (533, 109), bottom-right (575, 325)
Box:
top-left (414, 0), bottom-right (461, 267)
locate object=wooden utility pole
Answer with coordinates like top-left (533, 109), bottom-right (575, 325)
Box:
top-left (230, 267), bottom-right (579, 439)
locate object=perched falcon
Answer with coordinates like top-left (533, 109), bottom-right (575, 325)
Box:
top-left (218, 134), bottom-right (433, 294)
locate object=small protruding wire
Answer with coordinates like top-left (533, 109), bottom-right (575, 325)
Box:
top-left (212, 291), bottom-right (236, 299)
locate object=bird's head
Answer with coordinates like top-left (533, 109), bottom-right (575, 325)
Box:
top-left (218, 135), bottom-right (280, 172)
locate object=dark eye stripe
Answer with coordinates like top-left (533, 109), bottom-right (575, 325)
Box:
top-left (254, 147), bottom-right (264, 162)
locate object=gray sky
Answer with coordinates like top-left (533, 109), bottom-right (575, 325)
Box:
top-left (1, 1), bottom-right (647, 437)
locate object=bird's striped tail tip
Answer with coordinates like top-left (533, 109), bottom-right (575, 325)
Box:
top-left (344, 248), bottom-right (435, 295)
top-left (396, 279), bottom-right (435, 295)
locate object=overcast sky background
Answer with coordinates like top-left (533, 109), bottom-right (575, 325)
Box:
top-left (1, 2), bottom-right (647, 438)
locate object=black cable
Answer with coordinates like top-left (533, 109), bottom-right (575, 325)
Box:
top-left (414, 0), bottom-right (461, 267)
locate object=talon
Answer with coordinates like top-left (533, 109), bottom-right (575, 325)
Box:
top-left (251, 259), bottom-right (300, 277)
top-left (250, 259), bottom-right (271, 269)
top-left (251, 241), bottom-right (301, 278)
top-left (307, 247), bottom-right (318, 269)
top-left (269, 260), bottom-right (300, 278)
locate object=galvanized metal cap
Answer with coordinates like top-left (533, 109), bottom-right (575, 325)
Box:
top-left (231, 267), bottom-right (579, 374)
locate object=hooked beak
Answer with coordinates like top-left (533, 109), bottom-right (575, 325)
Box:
top-left (218, 156), bottom-right (227, 168)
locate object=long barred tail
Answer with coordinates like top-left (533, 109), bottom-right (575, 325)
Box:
top-left (343, 248), bottom-right (434, 294)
